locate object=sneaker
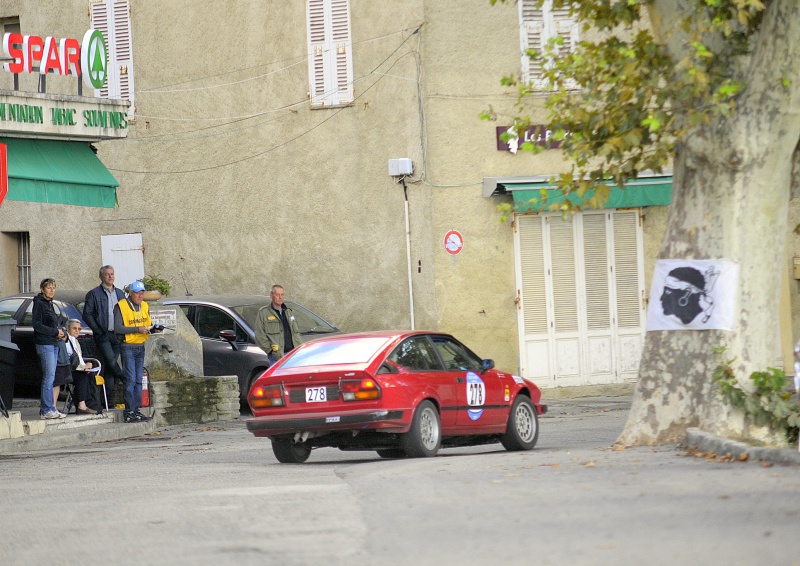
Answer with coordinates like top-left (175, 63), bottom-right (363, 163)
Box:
top-left (41, 411), bottom-right (61, 420)
top-left (134, 411), bottom-right (152, 422)
top-left (57, 411), bottom-right (67, 419)
top-left (123, 410), bottom-right (139, 423)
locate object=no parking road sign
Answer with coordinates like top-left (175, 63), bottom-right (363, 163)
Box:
top-left (444, 230), bottom-right (463, 255)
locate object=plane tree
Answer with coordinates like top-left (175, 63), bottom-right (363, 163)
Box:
top-left (488, 0), bottom-right (800, 444)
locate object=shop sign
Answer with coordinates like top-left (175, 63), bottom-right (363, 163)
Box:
top-left (0, 92), bottom-right (128, 140)
top-left (2, 29), bottom-right (107, 90)
top-left (496, 125), bottom-right (570, 153)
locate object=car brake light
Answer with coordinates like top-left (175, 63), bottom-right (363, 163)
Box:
top-left (340, 378), bottom-right (381, 401)
top-left (249, 384), bottom-right (285, 408)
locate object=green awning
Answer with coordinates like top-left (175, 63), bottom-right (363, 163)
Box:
top-left (508, 176), bottom-right (672, 212)
top-left (1, 137), bottom-right (118, 208)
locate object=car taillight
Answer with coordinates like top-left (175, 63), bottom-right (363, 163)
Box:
top-left (249, 384), bottom-right (285, 408)
top-left (340, 378), bottom-right (381, 401)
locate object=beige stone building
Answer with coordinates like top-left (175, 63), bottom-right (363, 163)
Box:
top-left (0, 1), bottom-right (794, 388)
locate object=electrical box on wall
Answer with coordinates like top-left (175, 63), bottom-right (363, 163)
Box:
top-left (793, 257), bottom-right (800, 280)
top-left (388, 158), bottom-right (413, 176)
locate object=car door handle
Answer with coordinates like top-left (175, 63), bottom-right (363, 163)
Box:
top-left (455, 377), bottom-right (464, 383)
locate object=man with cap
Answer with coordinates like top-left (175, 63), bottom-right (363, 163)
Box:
top-left (114, 280), bottom-right (158, 423)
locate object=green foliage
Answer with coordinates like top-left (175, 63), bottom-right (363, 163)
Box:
top-left (141, 274), bottom-right (172, 297)
top-left (713, 356), bottom-right (800, 444)
top-left (484, 0), bottom-right (767, 213)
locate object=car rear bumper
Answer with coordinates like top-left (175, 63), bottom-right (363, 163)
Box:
top-left (246, 408), bottom-right (407, 437)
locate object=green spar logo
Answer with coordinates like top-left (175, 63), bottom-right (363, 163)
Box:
top-left (81, 29), bottom-right (108, 90)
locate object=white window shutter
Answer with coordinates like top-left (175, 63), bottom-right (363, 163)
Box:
top-left (111, 0), bottom-right (135, 119)
top-left (89, 1), bottom-right (110, 98)
top-left (519, 0), bottom-right (578, 89)
top-left (89, 0), bottom-right (135, 119)
top-left (306, 0), bottom-right (353, 107)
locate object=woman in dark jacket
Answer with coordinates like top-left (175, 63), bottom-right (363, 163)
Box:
top-left (32, 277), bottom-right (66, 419)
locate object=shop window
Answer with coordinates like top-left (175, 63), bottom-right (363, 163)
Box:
top-left (306, 0), bottom-right (353, 107)
top-left (519, 0), bottom-right (578, 88)
top-left (90, 0), bottom-right (136, 119)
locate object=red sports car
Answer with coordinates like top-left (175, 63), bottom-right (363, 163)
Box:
top-left (246, 331), bottom-right (547, 463)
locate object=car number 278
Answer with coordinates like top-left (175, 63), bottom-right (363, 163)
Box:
top-left (468, 382), bottom-right (485, 406)
top-left (306, 386), bottom-right (327, 402)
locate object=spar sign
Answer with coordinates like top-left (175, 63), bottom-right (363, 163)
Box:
top-left (2, 30), bottom-right (108, 90)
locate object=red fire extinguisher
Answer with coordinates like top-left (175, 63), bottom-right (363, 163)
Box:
top-left (141, 367), bottom-right (150, 408)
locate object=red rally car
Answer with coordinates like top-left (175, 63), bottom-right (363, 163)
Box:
top-left (246, 331), bottom-right (547, 463)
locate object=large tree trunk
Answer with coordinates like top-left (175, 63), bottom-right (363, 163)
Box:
top-left (619, 0), bottom-right (800, 445)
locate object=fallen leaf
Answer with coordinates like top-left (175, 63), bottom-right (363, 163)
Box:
top-left (582, 461), bottom-right (597, 467)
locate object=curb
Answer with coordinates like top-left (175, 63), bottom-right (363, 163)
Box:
top-left (684, 427), bottom-right (800, 466)
top-left (0, 419), bottom-right (158, 455)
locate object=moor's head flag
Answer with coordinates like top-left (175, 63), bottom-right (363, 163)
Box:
top-left (646, 259), bottom-right (739, 331)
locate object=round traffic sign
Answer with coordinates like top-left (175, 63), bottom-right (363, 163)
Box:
top-left (444, 230), bottom-right (463, 255)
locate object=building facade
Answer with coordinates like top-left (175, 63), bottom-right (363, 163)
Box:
top-left (1, 0), bottom-right (794, 386)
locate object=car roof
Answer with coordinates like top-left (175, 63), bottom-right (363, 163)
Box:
top-left (163, 295), bottom-right (275, 307)
top-left (4, 290), bottom-right (88, 304)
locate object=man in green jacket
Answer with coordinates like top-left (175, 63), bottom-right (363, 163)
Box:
top-left (255, 284), bottom-right (303, 362)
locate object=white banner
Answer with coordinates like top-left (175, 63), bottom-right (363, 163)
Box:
top-left (646, 259), bottom-right (739, 331)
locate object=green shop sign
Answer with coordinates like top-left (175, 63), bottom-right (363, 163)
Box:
top-left (0, 102), bottom-right (126, 130)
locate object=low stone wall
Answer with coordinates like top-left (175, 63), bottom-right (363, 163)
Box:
top-left (150, 376), bottom-right (240, 426)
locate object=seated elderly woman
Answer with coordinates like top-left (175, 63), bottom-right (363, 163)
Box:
top-left (65, 319), bottom-right (99, 415)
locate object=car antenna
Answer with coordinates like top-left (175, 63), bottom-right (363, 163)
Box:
top-left (181, 272), bottom-right (192, 296)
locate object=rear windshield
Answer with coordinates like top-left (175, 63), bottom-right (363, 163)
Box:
top-left (280, 336), bottom-right (392, 368)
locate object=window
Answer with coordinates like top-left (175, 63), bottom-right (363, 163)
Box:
top-left (196, 307), bottom-right (234, 340)
top-left (90, 0), bottom-right (135, 119)
top-left (17, 231), bottom-right (30, 293)
top-left (388, 337), bottom-right (441, 371)
top-left (519, 0), bottom-right (578, 88)
top-left (430, 336), bottom-right (483, 372)
top-left (306, 0), bottom-right (354, 107)
top-left (0, 297), bottom-right (25, 321)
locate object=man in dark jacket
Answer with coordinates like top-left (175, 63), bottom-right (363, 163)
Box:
top-left (83, 265), bottom-right (125, 408)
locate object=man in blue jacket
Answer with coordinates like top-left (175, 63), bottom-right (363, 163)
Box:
top-left (83, 265), bottom-right (126, 409)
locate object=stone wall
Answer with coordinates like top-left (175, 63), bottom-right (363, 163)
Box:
top-left (150, 376), bottom-right (239, 426)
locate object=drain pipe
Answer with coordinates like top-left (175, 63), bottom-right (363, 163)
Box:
top-left (402, 176), bottom-right (415, 330)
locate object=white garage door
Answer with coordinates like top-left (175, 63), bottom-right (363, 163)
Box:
top-left (514, 210), bottom-right (645, 388)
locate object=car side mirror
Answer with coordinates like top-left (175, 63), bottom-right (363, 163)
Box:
top-left (481, 359), bottom-right (495, 373)
top-left (219, 329), bottom-right (239, 351)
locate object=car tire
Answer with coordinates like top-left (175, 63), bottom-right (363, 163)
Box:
top-left (400, 400), bottom-right (441, 458)
top-left (500, 395), bottom-right (539, 451)
top-left (376, 449), bottom-right (406, 459)
top-left (271, 439), bottom-right (311, 463)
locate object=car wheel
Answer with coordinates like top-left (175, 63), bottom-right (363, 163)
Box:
top-left (500, 395), bottom-right (539, 451)
top-left (271, 439), bottom-right (311, 463)
top-left (376, 449), bottom-right (406, 459)
top-left (400, 400), bottom-right (441, 458)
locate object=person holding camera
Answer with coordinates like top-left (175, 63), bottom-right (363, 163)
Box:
top-left (114, 280), bottom-right (161, 423)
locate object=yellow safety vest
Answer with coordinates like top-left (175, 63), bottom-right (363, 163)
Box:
top-left (118, 298), bottom-right (151, 344)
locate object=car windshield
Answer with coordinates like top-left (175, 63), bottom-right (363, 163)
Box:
top-left (280, 336), bottom-right (393, 368)
top-left (234, 301), bottom-right (337, 334)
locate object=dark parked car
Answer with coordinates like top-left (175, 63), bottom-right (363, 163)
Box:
top-left (0, 291), bottom-right (94, 395)
top-left (162, 295), bottom-right (340, 402)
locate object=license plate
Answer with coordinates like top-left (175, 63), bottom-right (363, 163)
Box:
top-left (305, 386), bottom-right (327, 403)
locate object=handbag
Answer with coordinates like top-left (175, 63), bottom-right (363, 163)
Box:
top-left (65, 336), bottom-right (81, 370)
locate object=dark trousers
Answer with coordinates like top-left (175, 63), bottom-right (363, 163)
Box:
top-left (94, 336), bottom-right (124, 406)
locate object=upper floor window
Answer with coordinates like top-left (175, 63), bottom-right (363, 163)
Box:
top-left (306, 0), bottom-right (354, 108)
top-left (90, 0), bottom-right (135, 119)
top-left (519, 0), bottom-right (578, 89)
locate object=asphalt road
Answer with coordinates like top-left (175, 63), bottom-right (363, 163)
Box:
top-left (0, 396), bottom-right (797, 566)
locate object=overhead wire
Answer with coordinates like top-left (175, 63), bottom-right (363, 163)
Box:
top-left (109, 26), bottom-right (422, 174)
